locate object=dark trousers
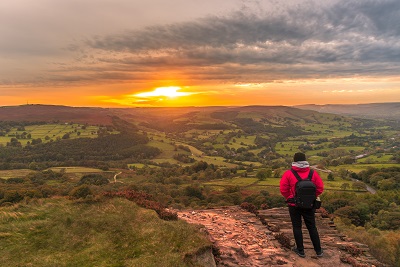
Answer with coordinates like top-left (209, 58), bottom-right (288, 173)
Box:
top-left (288, 206), bottom-right (322, 253)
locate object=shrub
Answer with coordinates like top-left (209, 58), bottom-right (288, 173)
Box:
top-left (240, 202), bottom-right (258, 215)
top-left (78, 174), bottom-right (109, 186)
top-left (344, 244), bottom-right (363, 257)
top-left (274, 232), bottom-right (291, 249)
top-left (103, 190), bottom-right (178, 221)
top-left (69, 185), bottom-right (92, 199)
top-left (2, 190), bottom-right (24, 203)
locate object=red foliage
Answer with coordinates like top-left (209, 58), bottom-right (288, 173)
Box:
top-left (267, 223), bottom-right (281, 232)
top-left (344, 244), bottom-right (363, 257)
top-left (240, 202), bottom-right (259, 215)
top-left (239, 190), bottom-right (256, 198)
top-left (316, 207), bottom-right (331, 218)
top-left (340, 255), bottom-right (369, 267)
top-left (103, 190), bottom-right (178, 221)
top-left (274, 232), bottom-right (291, 249)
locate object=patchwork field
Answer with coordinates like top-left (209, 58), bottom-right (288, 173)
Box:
top-left (0, 124), bottom-right (105, 146)
top-left (0, 169), bottom-right (35, 179)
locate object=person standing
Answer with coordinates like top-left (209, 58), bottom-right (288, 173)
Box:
top-left (280, 152), bottom-right (324, 258)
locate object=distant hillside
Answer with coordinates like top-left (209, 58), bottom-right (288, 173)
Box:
top-left (0, 104), bottom-right (379, 128)
top-left (0, 104), bottom-right (113, 125)
top-left (210, 105), bottom-right (317, 121)
top-left (115, 105), bottom-right (318, 122)
top-left (113, 105), bottom-right (327, 132)
top-left (0, 104), bottom-right (354, 133)
top-left (2, 104), bottom-right (397, 125)
top-left (295, 102), bottom-right (400, 120)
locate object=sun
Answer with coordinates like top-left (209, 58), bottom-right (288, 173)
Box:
top-left (134, 86), bottom-right (191, 98)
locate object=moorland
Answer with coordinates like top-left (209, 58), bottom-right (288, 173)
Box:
top-left (0, 103), bottom-right (399, 266)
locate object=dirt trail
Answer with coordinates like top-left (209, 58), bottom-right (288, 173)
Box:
top-left (113, 172), bottom-right (122, 183)
top-left (178, 207), bottom-right (385, 267)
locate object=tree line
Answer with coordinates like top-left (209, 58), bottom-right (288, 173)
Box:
top-left (0, 132), bottom-right (160, 170)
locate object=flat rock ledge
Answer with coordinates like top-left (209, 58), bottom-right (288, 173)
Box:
top-left (178, 207), bottom-right (386, 267)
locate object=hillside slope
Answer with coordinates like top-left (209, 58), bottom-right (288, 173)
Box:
top-left (0, 104), bottom-right (113, 125)
top-left (295, 103), bottom-right (400, 120)
top-left (0, 198), bottom-right (212, 267)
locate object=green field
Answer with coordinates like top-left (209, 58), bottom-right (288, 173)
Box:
top-left (145, 138), bottom-right (239, 168)
top-left (357, 154), bottom-right (394, 163)
top-left (192, 156), bottom-right (237, 168)
top-left (0, 124), bottom-right (109, 146)
top-left (49, 167), bottom-right (105, 173)
top-left (330, 163), bottom-right (400, 173)
top-left (201, 171), bottom-right (364, 194)
top-left (204, 177), bottom-right (259, 188)
top-left (0, 169), bottom-right (35, 179)
top-left (275, 141), bottom-right (304, 154)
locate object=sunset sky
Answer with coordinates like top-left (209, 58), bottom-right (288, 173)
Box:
top-left (1, 0), bottom-right (399, 107)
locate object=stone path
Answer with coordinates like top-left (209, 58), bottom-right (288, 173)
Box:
top-left (179, 206), bottom-right (291, 266)
top-left (178, 207), bottom-right (385, 267)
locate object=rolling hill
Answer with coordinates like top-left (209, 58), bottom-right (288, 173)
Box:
top-left (295, 102), bottom-right (400, 120)
top-left (0, 104), bottom-right (113, 125)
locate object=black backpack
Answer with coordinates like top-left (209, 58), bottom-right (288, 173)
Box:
top-left (291, 169), bottom-right (316, 209)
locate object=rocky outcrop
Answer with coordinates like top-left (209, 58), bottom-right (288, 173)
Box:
top-left (184, 246), bottom-right (217, 267)
top-left (178, 207), bottom-right (385, 267)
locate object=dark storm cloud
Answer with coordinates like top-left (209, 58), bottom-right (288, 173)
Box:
top-left (85, 0), bottom-right (400, 81)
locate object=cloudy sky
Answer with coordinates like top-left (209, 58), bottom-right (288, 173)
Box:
top-left (1, 0), bottom-right (399, 107)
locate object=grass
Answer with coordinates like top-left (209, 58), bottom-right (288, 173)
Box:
top-left (330, 163), bottom-right (400, 173)
top-left (47, 167), bottom-right (108, 181)
top-left (0, 123), bottom-right (115, 146)
top-left (0, 198), bottom-right (211, 267)
top-left (357, 154), bottom-right (394, 163)
top-left (48, 167), bottom-right (104, 173)
top-left (204, 171), bottom-right (367, 193)
top-left (274, 141), bottom-right (304, 155)
top-left (191, 155), bottom-right (237, 168)
top-left (128, 164), bottom-right (161, 170)
top-left (0, 169), bottom-right (35, 179)
top-left (204, 177), bottom-right (259, 187)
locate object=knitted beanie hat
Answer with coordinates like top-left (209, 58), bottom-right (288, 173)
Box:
top-left (293, 152), bottom-right (306, 162)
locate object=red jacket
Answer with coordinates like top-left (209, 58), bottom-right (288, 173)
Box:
top-left (280, 166), bottom-right (324, 206)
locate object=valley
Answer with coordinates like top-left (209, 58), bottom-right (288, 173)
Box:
top-left (0, 104), bottom-right (398, 266)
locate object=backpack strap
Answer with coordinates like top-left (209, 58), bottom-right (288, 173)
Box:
top-left (290, 169), bottom-right (302, 181)
top-left (307, 169), bottom-right (314, 181)
top-left (291, 169), bottom-right (314, 181)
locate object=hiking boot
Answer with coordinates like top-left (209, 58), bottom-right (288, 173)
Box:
top-left (316, 249), bottom-right (324, 257)
top-left (292, 247), bottom-right (305, 258)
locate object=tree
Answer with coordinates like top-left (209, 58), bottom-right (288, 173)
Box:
top-left (7, 138), bottom-right (21, 147)
top-left (62, 133), bottom-right (70, 139)
top-left (352, 181), bottom-right (367, 191)
top-left (78, 174), bottom-right (109, 186)
top-left (340, 183), bottom-right (350, 190)
top-left (31, 138), bottom-right (42, 145)
top-left (338, 168), bottom-right (349, 179)
top-left (185, 185), bottom-right (204, 200)
top-left (327, 173), bottom-right (335, 181)
top-left (29, 161), bottom-right (40, 170)
top-left (256, 169), bottom-right (271, 181)
top-left (335, 205), bottom-right (369, 226)
top-left (378, 178), bottom-right (398, 191)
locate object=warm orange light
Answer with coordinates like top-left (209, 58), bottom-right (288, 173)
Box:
top-left (133, 86), bottom-right (192, 98)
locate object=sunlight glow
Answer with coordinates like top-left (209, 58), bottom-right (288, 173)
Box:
top-left (133, 86), bottom-right (192, 98)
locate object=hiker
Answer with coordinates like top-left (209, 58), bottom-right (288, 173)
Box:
top-left (279, 152), bottom-right (324, 258)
